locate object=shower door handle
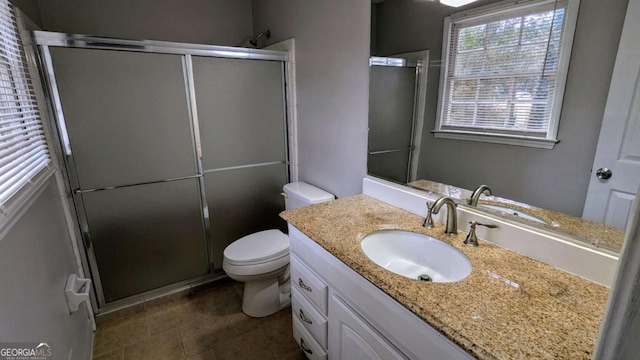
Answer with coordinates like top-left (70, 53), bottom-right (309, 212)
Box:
top-left (82, 230), bottom-right (92, 249)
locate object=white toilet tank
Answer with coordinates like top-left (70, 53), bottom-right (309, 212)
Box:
top-left (283, 182), bottom-right (334, 210)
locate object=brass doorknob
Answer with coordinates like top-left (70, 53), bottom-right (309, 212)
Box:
top-left (596, 168), bottom-right (612, 180)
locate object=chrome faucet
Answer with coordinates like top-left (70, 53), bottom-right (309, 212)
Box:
top-left (467, 184), bottom-right (492, 206)
top-left (464, 221), bottom-right (497, 246)
top-left (431, 197), bottom-right (458, 235)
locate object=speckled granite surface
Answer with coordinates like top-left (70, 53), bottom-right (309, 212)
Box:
top-left (408, 179), bottom-right (625, 252)
top-left (281, 195), bottom-right (610, 360)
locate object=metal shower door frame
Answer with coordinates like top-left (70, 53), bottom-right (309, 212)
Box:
top-left (33, 31), bottom-right (291, 309)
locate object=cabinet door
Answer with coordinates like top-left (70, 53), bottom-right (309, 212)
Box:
top-left (329, 294), bottom-right (407, 360)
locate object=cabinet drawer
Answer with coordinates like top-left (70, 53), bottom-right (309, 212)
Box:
top-left (293, 316), bottom-right (328, 360)
top-left (292, 288), bottom-right (328, 348)
top-left (291, 255), bottom-right (328, 314)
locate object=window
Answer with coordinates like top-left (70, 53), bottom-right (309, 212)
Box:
top-left (0, 1), bottom-right (51, 216)
top-left (434, 0), bottom-right (579, 149)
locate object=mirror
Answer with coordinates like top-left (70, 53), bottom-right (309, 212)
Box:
top-left (368, 0), bottom-right (632, 253)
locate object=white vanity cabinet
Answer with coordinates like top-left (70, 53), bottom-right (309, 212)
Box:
top-left (288, 225), bottom-right (474, 360)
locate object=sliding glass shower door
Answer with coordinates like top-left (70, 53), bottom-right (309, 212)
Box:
top-left (191, 56), bottom-right (288, 269)
top-left (49, 48), bottom-right (209, 303)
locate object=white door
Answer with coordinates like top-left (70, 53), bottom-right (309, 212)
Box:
top-left (583, 0), bottom-right (640, 229)
top-left (329, 294), bottom-right (407, 360)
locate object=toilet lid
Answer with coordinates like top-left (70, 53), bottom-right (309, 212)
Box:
top-left (224, 229), bottom-right (289, 265)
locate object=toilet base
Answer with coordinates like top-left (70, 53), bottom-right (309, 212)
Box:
top-left (242, 278), bottom-right (291, 318)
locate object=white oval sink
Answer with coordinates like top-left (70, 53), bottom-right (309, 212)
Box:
top-left (361, 230), bottom-right (472, 282)
top-left (480, 204), bottom-right (548, 225)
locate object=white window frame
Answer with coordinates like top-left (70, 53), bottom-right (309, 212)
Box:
top-left (433, 0), bottom-right (580, 149)
top-left (0, 3), bottom-right (56, 239)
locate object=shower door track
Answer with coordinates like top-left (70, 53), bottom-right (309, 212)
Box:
top-left (33, 31), bottom-right (289, 61)
top-left (34, 31), bottom-right (291, 310)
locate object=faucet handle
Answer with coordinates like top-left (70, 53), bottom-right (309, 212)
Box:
top-left (464, 221), bottom-right (497, 246)
top-left (422, 202), bottom-right (435, 228)
top-left (471, 221), bottom-right (497, 229)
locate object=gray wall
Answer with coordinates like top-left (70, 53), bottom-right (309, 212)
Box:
top-left (374, 0), bottom-right (629, 216)
top-left (9, 0), bottom-right (41, 26)
top-left (0, 178), bottom-right (92, 359)
top-left (37, 0), bottom-right (253, 46)
top-left (251, 0), bottom-right (371, 198)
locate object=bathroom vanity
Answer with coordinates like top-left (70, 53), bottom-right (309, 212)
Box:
top-left (289, 225), bottom-right (473, 360)
top-left (281, 194), bottom-right (610, 359)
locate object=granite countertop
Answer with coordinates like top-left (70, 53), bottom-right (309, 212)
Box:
top-left (280, 195), bottom-right (610, 360)
top-left (407, 179), bottom-right (625, 252)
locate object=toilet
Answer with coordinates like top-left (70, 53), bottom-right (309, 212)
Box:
top-left (222, 182), bottom-right (334, 317)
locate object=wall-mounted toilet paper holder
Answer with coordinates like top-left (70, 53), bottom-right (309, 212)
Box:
top-left (65, 274), bottom-right (91, 314)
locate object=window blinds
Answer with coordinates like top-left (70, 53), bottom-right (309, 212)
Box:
top-left (441, 1), bottom-right (568, 138)
top-left (0, 0), bottom-right (50, 206)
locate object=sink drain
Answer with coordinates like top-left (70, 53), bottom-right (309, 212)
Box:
top-left (418, 274), bottom-right (432, 282)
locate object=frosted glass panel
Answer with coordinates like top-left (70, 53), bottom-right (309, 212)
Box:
top-left (50, 48), bottom-right (197, 189)
top-left (192, 56), bottom-right (286, 170)
top-left (205, 164), bottom-right (287, 269)
top-left (368, 150), bottom-right (411, 184)
top-left (82, 179), bottom-right (208, 302)
top-left (368, 66), bottom-right (416, 152)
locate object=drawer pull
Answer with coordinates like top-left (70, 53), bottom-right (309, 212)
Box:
top-left (299, 309), bottom-right (313, 324)
top-left (298, 278), bottom-right (312, 292)
top-left (300, 338), bottom-right (313, 355)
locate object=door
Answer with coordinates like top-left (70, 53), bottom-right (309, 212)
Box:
top-left (49, 48), bottom-right (209, 303)
top-left (329, 294), bottom-right (407, 360)
top-left (583, 0), bottom-right (640, 229)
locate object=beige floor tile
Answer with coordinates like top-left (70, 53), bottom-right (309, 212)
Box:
top-left (179, 312), bottom-right (238, 358)
top-left (262, 312), bottom-right (299, 355)
top-left (194, 284), bottom-right (241, 313)
top-left (278, 349), bottom-right (307, 360)
top-left (123, 329), bottom-right (184, 360)
top-left (146, 298), bottom-right (200, 335)
top-left (93, 312), bottom-right (150, 356)
top-left (213, 328), bottom-right (278, 360)
top-left (262, 308), bottom-right (293, 328)
top-left (93, 348), bottom-right (123, 360)
top-left (231, 281), bottom-right (244, 298)
top-left (185, 349), bottom-right (218, 360)
top-left (93, 283), bottom-right (301, 359)
top-left (224, 303), bottom-right (266, 335)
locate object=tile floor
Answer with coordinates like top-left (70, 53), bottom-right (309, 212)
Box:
top-left (92, 281), bottom-right (305, 360)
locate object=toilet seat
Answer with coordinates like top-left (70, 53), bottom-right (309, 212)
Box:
top-left (223, 229), bottom-right (289, 266)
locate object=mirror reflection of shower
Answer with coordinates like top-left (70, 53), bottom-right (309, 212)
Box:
top-left (250, 30), bottom-right (271, 48)
top-left (367, 51), bottom-right (429, 184)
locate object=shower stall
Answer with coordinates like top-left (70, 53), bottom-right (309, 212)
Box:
top-left (34, 32), bottom-right (290, 309)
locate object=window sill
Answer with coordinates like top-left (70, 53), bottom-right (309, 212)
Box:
top-left (0, 165), bottom-right (57, 240)
top-left (431, 130), bottom-right (559, 149)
